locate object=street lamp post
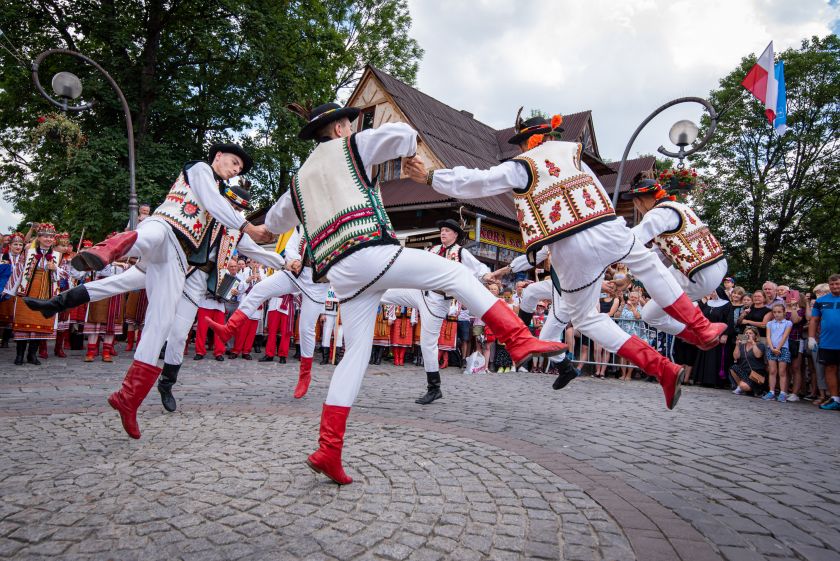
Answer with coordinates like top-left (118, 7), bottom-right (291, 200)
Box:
top-left (611, 97), bottom-right (719, 207)
top-left (31, 49), bottom-right (138, 230)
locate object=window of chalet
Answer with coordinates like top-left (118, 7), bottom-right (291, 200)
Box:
top-left (357, 107), bottom-right (375, 131)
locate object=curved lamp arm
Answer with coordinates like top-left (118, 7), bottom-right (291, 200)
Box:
top-left (31, 48), bottom-right (138, 230)
top-left (611, 97), bottom-right (718, 207)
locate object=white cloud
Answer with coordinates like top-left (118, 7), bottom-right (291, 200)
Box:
top-left (407, 0), bottom-right (838, 162)
top-left (0, 199), bottom-right (23, 233)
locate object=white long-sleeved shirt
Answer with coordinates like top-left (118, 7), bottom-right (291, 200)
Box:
top-left (430, 159), bottom-right (606, 200)
top-left (510, 246), bottom-right (550, 273)
top-left (185, 162), bottom-right (247, 232)
top-left (264, 122), bottom-right (418, 234)
top-left (629, 206), bottom-right (681, 245)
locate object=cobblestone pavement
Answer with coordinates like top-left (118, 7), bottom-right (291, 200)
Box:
top-left (1, 347), bottom-right (839, 561)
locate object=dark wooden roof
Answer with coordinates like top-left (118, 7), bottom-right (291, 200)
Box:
top-left (600, 156), bottom-right (658, 194)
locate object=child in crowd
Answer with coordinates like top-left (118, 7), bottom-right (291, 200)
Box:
top-left (763, 303), bottom-right (793, 402)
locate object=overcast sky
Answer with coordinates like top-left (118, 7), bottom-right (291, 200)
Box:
top-left (2, 0), bottom-right (837, 232)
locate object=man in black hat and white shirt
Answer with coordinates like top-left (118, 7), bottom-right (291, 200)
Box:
top-left (223, 102), bottom-right (566, 486)
top-left (48, 144), bottom-right (273, 440)
top-left (382, 218), bottom-right (492, 405)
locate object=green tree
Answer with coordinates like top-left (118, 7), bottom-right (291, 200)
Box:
top-left (0, 0), bottom-right (422, 239)
top-left (691, 35), bottom-right (840, 289)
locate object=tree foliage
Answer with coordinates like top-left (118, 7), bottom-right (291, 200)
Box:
top-left (0, 0), bottom-right (422, 239)
top-left (691, 35), bottom-right (840, 290)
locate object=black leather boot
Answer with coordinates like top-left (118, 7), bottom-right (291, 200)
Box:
top-left (14, 340), bottom-right (26, 365)
top-left (319, 346), bottom-right (330, 365)
top-left (369, 347), bottom-right (376, 364)
top-left (373, 346), bottom-right (383, 365)
top-left (415, 371), bottom-right (443, 404)
top-left (518, 308), bottom-right (534, 329)
top-left (550, 355), bottom-right (581, 390)
top-left (26, 340), bottom-right (41, 365)
top-left (158, 363), bottom-right (181, 412)
top-left (293, 344), bottom-right (301, 360)
top-left (335, 347), bottom-right (344, 364)
top-left (24, 285), bottom-right (90, 319)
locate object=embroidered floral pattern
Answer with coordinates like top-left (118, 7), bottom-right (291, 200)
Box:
top-left (182, 202), bottom-right (199, 218)
top-left (549, 201), bottom-right (563, 223)
top-left (582, 189), bottom-right (596, 209)
top-left (544, 159), bottom-right (560, 177)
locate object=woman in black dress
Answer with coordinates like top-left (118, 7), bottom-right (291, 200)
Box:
top-left (693, 287), bottom-right (735, 387)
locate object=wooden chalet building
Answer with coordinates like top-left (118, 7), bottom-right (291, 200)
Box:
top-left (251, 66), bottom-right (656, 270)
top-left (345, 66), bottom-right (655, 269)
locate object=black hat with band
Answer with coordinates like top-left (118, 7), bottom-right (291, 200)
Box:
top-left (209, 143), bottom-right (253, 175)
top-left (298, 102), bottom-right (361, 141)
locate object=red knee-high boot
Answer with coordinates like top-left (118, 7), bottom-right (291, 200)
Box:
top-left (295, 357), bottom-right (313, 399)
top-left (71, 231), bottom-right (138, 272)
top-left (481, 300), bottom-right (567, 364)
top-left (207, 309), bottom-right (249, 345)
top-left (54, 331), bottom-right (67, 358)
top-left (306, 404), bottom-right (353, 485)
top-left (102, 342), bottom-right (114, 362)
top-left (616, 335), bottom-right (685, 410)
top-left (125, 329), bottom-right (135, 352)
top-left (39, 340), bottom-right (49, 359)
top-left (663, 294), bottom-right (727, 351)
top-left (84, 342), bottom-right (98, 362)
top-left (107, 360), bottom-right (162, 439)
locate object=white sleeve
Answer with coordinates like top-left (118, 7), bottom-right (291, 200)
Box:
top-left (459, 248), bottom-right (490, 278)
top-left (284, 227), bottom-right (302, 261)
top-left (237, 235), bottom-right (285, 270)
top-left (630, 207), bottom-right (681, 245)
top-left (431, 160), bottom-right (527, 199)
top-left (510, 245), bottom-right (548, 273)
top-left (186, 162), bottom-right (247, 231)
top-left (265, 191), bottom-right (300, 234)
top-left (354, 122), bottom-right (418, 168)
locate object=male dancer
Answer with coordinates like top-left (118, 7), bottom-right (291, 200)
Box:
top-left (382, 219), bottom-right (491, 404)
top-left (407, 112), bottom-right (726, 410)
top-left (215, 102), bottom-right (564, 485)
top-left (28, 145), bottom-right (272, 438)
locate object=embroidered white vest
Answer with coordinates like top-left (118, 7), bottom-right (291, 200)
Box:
top-left (513, 141), bottom-right (616, 265)
top-left (652, 201), bottom-right (724, 278)
top-left (291, 134), bottom-right (399, 280)
top-left (428, 243), bottom-right (462, 263)
top-left (153, 162), bottom-right (216, 253)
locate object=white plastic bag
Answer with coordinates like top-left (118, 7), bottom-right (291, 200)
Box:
top-left (464, 351), bottom-right (486, 374)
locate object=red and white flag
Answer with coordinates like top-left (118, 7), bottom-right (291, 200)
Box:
top-left (741, 41), bottom-right (786, 134)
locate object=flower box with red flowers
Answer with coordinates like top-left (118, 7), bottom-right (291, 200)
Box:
top-left (658, 168), bottom-right (699, 190)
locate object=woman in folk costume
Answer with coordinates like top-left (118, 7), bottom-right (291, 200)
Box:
top-left (206, 223), bottom-right (328, 398)
top-left (388, 305), bottom-right (414, 366)
top-left (437, 299), bottom-right (460, 369)
top-left (381, 219), bottom-right (494, 404)
top-left (83, 233), bottom-right (126, 363)
top-left (261, 293), bottom-right (295, 363)
top-left (30, 143), bottom-right (272, 438)
top-left (242, 102), bottom-right (563, 485)
top-left (407, 111), bottom-right (727, 410)
top-left (623, 174), bottom-right (728, 340)
top-left (370, 303), bottom-right (391, 365)
top-left (230, 270), bottom-right (262, 360)
top-left (50, 232), bottom-right (74, 358)
top-left (1, 232), bottom-right (26, 349)
top-left (11, 223), bottom-right (62, 365)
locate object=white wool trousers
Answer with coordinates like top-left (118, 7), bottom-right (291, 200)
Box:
top-left (641, 259), bottom-right (728, 336)
top-left (519, 279), bottom-right (553, 314)
top-left (548, 218), bottom-right (683, 354)
top-left (325, 246), bottom-right (497, 407)
top-left (235, 268), bottom-right (327, 359)
top-left (320, 315), bottom-right (344, 349)
top-left (381, 289), bottom-right (449, 371)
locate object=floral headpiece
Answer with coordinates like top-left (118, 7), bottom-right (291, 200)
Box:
top-left (8, 232), bottom-right (25, 244)
top-left (54, 232), bottom-right (71, 244)
top-left (37, 223), bottom-right (56, 236)
top-left (526, 114), bottom-right (564, 151)
top-left (81, 239), bottom-right (93, 248)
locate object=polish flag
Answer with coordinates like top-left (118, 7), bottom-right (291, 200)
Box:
top-left (741, 41), bottom-right (787, 135)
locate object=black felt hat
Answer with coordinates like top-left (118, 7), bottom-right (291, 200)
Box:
top-left (221, 181), bottom-right (250, 210)
top-left (297, 102), bottom-right (361, 141)
top-left (436, 219), bottom-right (466, 243)
top-left (209, 143), bottom-right (253, 175)
top-left (620, 178), bottom-right (661, 200)
top-left (508, 116), bottom-right (553, 145)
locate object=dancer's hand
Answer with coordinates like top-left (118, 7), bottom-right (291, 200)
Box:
top-left (404, 155), bottom-right (428, 184)
top-left (286, 259), bottom-right (302, 274)
top-left (244, 223), bottom-right (274, 244)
